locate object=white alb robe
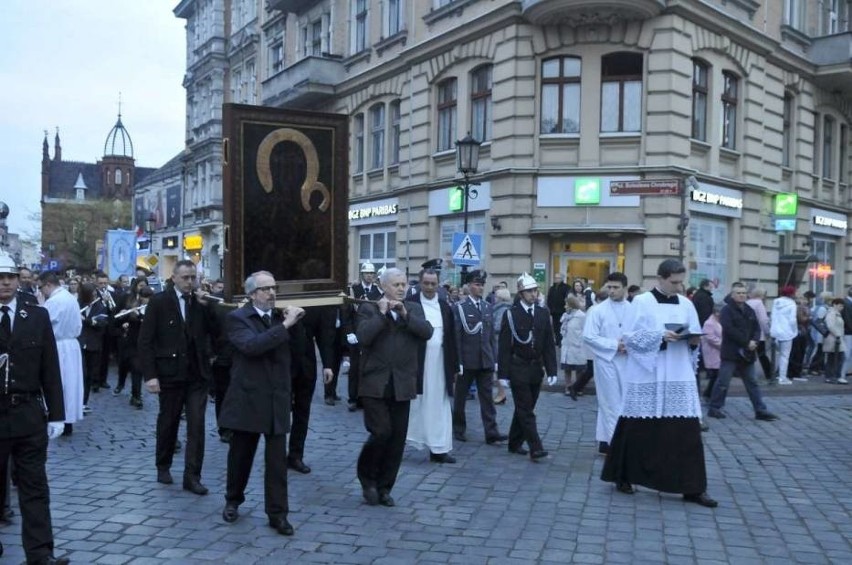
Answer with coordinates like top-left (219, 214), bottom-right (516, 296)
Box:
top-left (582, 298), bottom-right (637, 443)
top-left (45, 286), bottom-right (85, 423)
top-left (407, 295), bottom-right (453, 454)
top-left (622, 291), bottom-right (703, 419)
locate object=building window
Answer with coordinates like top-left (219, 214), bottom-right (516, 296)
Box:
top-left (233, 70), bottom-right (243, 103)
top-left (437, 78), bottom-right (457, 152)
top-left (721, 72), bottom-right (738, 149)
top-left (353, 0), bottom-right (368, 54)
top-left (692, 59), bottom-right (709, 141)
top-left (785, 0), bottom-right (805, 29)
top-left (354, 113), bottom-right (365, 173)
top-left (823, 115), bottom-right (835, 178)
top-left (370, 103), bottom-right (385, 170)
top-left (390, 100), bottom-right (401, 165)
top-left (782, 93), bottom-right (794, 167)
top-left (600, 52), bottom-right (642, 133)
top-left (115, 169), bottom-right (123, 185)
top-left (387, 0), bottom-right (402, 36)
top-left (76, 188), bottom-right (85, 201)
top-left (358, 228), bottom-right (396, 271)
top-left (813, 112), bottom-right (821, 175)
top-left (688, 217), bottom-right (728, 298)
top-left (311, 20), bottom-right (323, 55)
top-left (271, 40), bottom-right (284, 74)
top-left (840, 124), bottom-right (848, 183)
top-left (246, 60), bottom-right (256, 101)
top-left (470, 65), bottom-right (492, 142)
top-left (541, 56), bottom-right (581, 134)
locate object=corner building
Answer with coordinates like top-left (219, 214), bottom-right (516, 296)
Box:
top-left (261, 0), bottom-right (851, 294)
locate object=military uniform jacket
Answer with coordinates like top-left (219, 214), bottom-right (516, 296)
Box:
top-left (407, 294), bottom-right (459, 396)
top-left (0, 302), bottom-right (65, 438)
top-left (454, 296), bottom-right (495, 371)
top-left (497, 302), bottom-right (558, 380)
top-left (218, 304), bottom-right (292, 435)
top-left (351, 282), bottom-right (383, 301)
top-left (356, 301), bottom-right (433, 401)
top-left (137, 287), bottom-right (214, 386)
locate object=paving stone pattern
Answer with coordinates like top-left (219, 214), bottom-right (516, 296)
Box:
top-left (1, 373), bottom-right (850, 564)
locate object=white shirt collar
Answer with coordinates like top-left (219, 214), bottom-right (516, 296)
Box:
top-left (253, 306), bottom-right (272, 318)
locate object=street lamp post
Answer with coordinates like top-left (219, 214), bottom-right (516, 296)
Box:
top-left (455, 132), bottom-right (482, 280)
top-left (145, 212), bottom-right (157, 260)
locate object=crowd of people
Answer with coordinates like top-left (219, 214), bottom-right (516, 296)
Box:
top-left (3, 247), bottom-right (846, 562)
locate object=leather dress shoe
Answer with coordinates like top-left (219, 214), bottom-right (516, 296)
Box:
top-left (707, 409), bottom-right (726, 419)
top-left (683, 492), bottom-right (718, 508)
top-left (378, 491), bottom-right (395, 507)
top-left (508, 446), bottom-right (529, 455)
top-left (616, 482), bottom-right (635, 494)
top-left (429, 452), bottom-right (456, 464)
top-left (453, 432), bottom-right (467, 442)
top-left (183, 479), bottom-right (209, 495)
top-left (222, 503), bottom-right (239, 523)
top-left (530, 450), bottom-right (549, 461)
top-left (32, 557), bottom-right (70, 565)
top-left (755, 411), bottom-right (779, 421)
top-left (268, 516), bottom-right (294, 536)
top-left (347, 401), bottom-right (359, 412)
top-left (324, 396), bottom-right (336, 406)
top-left (288, 458), bottom-right (312, 474)
top-left (486, 434), bottom-right (509, 444)
top-left (157, 469), bottom-right (174, 484)
top-left (567, 385), bottom-right (578, 401)
top-left (362, 485), bottom-right (379, 506)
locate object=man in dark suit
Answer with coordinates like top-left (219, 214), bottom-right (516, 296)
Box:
top-left (0, 252), bottom-right (69, 564)
top-left (219, 270), bottom-right (304, 536)
top-left (356, 268), bottom-right (432, 507)
top-left (453, 270), bottom-right (507, 445)
top-left (498, 273), bottom-right (558, 462)
top-left (546, 273), bottom-right (569, 346)
top-left (346, 262), bottom-right (383, 412)
top-left (94, 271), bottom-right (118, 391)
top-left (138, 260), bottom-right (215, 495)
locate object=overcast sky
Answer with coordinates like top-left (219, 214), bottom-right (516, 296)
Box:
top-left (0, 0), bottom-right (186, 238)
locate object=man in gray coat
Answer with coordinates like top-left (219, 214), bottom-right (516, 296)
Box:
top-left (356, 268), bottom-right (433, 507)
top-left (219, 270), bottom-right (304, 536)
top-left (453, 269), bottom-right (508, 444)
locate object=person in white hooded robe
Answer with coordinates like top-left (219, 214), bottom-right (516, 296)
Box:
top-left (582, 272), bottom-right (636, 454)
top-left (38, 271), bottom-right (84, 434)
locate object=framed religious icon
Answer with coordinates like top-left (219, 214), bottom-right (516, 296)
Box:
top-left (222, 104), bottom-right (349, 304)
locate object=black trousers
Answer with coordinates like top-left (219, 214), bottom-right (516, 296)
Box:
top-left (155, 379), bottom-right (208, 480)
top-left (348, 347), bottom-right (361, 403)
top-left (226, 430), bottom-right (288, 519)
top-left (289, 370), bottom-right (316, 461)
top-left (508, 361), bottom-right (544, 453)
top-left (211, 364), bottom-right (232, 424)
top-left (357, 397), bottom-right (410, 494)
top-left (324, 337), bottom-right (344, 399)
top-left (0, 430), bottom-right (54, 563)
top-left (82, 349), bottom-right (101, 405)
top-left (551, 313), bottom-right (563, 346)
top-left (98, 332), bottom-right (112, 387)
top-left (453, 369), bottom-right (499, 440)
top-left (117, 353), bottom-right (142, 399)
top-left (756, 341), bottom-right (773, 381)
top-left (571, 360), bottom-right (595, 393)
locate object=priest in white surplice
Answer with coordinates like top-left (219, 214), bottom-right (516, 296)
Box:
top-left (406, 268), bottom-right (459, 463)
top-left (39, 271), bottom-right (84, 435)
top-left (582, 273), bottom-right (636, 454)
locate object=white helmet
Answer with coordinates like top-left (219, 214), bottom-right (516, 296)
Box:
top-left (0, 251), bottom-right (18, 276)
top-left (360, 262), bottom-right (376, 273)
top-left (517, 272), bottom-right (538, 291)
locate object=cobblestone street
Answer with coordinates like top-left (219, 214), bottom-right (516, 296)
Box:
top-left (1, 374), bottom-right (850, 564)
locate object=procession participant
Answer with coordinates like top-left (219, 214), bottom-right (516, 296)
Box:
top-left (452, 269), bottom-right (507, 445)
top-left (113, 286), bottom-right (153, 409)
top-left (138, 260), bottom-right (216, 495)
top-left (346, 262), bottom-right (383, 412)
top-left (94, 271), bottom-right (117, 391)
top-left (406, 268), bottom-right (458, 463)
top-left (356, 268), bottom-right (432, 507)
top-left (0, 252), bottom-right (69, 564)
top-left (38, 271), bottom-right (84, 435)
top-left (219, 270), bottom-right (304, 536)
top-left (546, 273), bottom-right (569, 346)
top-left (601, 259), bottom-right (717, 508)
top-left (582, 272), bottom-right (636, 454)
top-left (497, 273), bottom-right (558, 462)
top-left (78, 283), bottom-right (108, 408)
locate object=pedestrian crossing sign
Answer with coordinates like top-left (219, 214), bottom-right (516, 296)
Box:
top-left (452, 232), bottom-right (482, 266)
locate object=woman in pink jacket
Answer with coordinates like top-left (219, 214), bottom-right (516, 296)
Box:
top-left (701, 304), bottom-right (723, 398)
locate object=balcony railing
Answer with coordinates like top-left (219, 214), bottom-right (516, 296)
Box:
top-left (266, 0), bottom-right (319, 14)
top-left (521, 0), bottom-right (665, 25)
top-left (261, 55), bottom-right (344, 109)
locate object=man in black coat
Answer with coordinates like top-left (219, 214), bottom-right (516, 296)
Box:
top-left (707, 282), bottom-right (778, 421)
top-left (356, 268), bottom-right (432, 507)
top-left (138, 260), bottom-right (216, 495)
top-left (546, 273), bottom-right (569, 346)
top-left (498, 273), bottom-right (558, 462)
top-left (692, 279), bottom-right (715, 328)
top-left (219, 270), bottom-right (304, 536)
top-left (0, 253), bottom-right (68, 564)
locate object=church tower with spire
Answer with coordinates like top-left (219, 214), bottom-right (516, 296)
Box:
top-left (101, 105), bottom-right (136, 198)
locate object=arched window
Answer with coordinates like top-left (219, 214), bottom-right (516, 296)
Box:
top-left (354, 113), bottom-right (365, 173)
top-left (471, 65), bottom-right (493, 141)
top-left (437, 78), bottom-right (457, 151)
top-left (115, 168), bottom-right (123, 185)
top-left (601, 52), bottom-right (643, 133)
top-left (541, 56), bottom-right (581, 134)
top-left (370, 103), bottom-right (385, 170)
top-left (692, 59), bottom-right (709, 141)
top-left (721, 71), bottom-right (738, 149)
top-left (390, 100), bottom-right (401, 165)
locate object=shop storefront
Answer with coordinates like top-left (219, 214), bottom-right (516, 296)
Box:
top-left (687, 183), bottom-right (743, 300)
top-left (349, 197), bottom-right (399, 281)
top-left (807, 208), bottom-right (848, 295)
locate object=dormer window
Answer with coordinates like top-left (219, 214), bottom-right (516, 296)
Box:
top-left (76, 188), bottom-right (85, 201)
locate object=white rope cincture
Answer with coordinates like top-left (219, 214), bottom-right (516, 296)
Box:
top-left (506, 310), bottom-right (533, 345)
top-left (456, 302), bottom-right (483, 335)
top-left (0, 353), bottom-right (9, 395)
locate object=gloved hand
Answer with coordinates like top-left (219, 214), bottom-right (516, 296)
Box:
top-left (346, 333), bottom-right (358, 345)
top-left (498, 379), bottom-right (509, 388)
top-left (458, 365), bottom-right (464, 376)
top-left (47, 422), bottom-right (64, 440)
top-left (546, 375), bottom-right (558, 387)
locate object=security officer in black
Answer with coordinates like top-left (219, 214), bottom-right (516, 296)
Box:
top-left (0, 252), bottom-right (69, 564)
top-left (497, 273), bottom-right (558, 462)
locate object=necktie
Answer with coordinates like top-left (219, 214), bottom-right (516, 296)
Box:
top-left (475, 301), bottom-right (481, 312)
top-left (181, 293), bottom-right (192, 323)
top-left (261, 313), bottom-right (271, 328)
top-left (0, 305), bottom-right (10, 353)
top-left (527, 307), bottom-right (534, 317)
